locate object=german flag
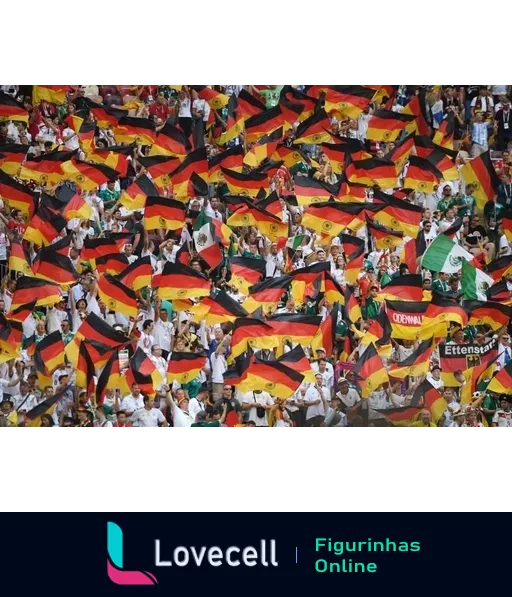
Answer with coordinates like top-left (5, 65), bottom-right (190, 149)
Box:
top-left (345, 286), bottom-right (362, 323)
top-left (221, 167), bottom-right (268, 198)
top-left (419, 296), bottom-right (468, 340)
top-left (487, 255), bottom-right (512, 282)
top-left (231, 318), bottom-right (279, 360)
top-left (0, 311), bottom-right (23, 353)
top-left (31, 246), bottom-right (78, 285)
top-left (404, 156), bottom-right (442, 194)
top-left (76, 119), bottom-right (96, 154)
top-left (215, 93), bottom-right (244, 145)
top-left (74, 340), bottom-right (96, 394)
top-left (290, 262), bottom-right (331, 304)
top-left (402, 92), bottom-right (430, 136)
top-left (319, 143), bottom-right (350, 174)
top-left (400, 238), bottom-right (418, 274)
top-left (387, 133), bottom-right (415, 172)
top-left (33, 85), bottom-right (72, 105)
top-left (237, 357), bottom-right (304, 400)
top-left (96, 349), bottom-right (127, 404)
top-left (322, 86), bottom-right (375, 119)
top-left (127, 347), bottom-right (163, 394)
top-left (229, 256), bottom-right (266, 295)
top-left (58, 190), bottom-right (93, 222)
top-left (268, 313), bottom-right (321, 347)
top-left (167, 351), bottom-right (208, 385)
top-left (461, 151), bottom-right (501, 211)
top-left (432, 113), bottom-right (455, 150)
top-left (245, 106), bottom-right (284, 144)
top-left (144, 196), bottom-right (186, 231)
top-left (386, 300), bottom-right (428, 340)
top-left (302, 201), bottom-right (365, 237)
top-left (293, 175), bottom-right (338, 206)
top-left (372, 190), bottom-right (423, 237)
top-left (346, 158), bottom-right (398, 189)
top-left (24, 205), bottom-right (66, 247)
top-left (114, 116), bottom-right (156, 146)
top-left (116, 256), bottom-right (153, 292)
top-left (25, 385), bottom-right (70, 427)
top-left (241, 276), bottom-right (289, 313)
top-left (136, 155), bottom-right (179, 188)
top-left (97, 274), bottom-right (138, 317)
top-left (366, 218), bottom-right (404, 251)
top-left (208, 145), bottom-right (244, 183)
top-left (378, 274), bottom-right (425, 302)
top-left (75, 312), bottom-right (129, 349)
top-left (238, 88), bottom-right (266, 119)
top-left (227, 203), bottom-right (286, 241)
top-left (244, 128), bottom-right (283, 168)
top-left (0, 171), bottom-right (34, 216)
top-left (95, 253), bottom-right (130, 276)
top-left (311, 304), bottom-right (340, 355)
top-left (191, 86), bottom-right (229, 111)
top-left (411, 380), bottom-right (446, 424)
top-left (82, 237), bottom-right (118, 263)
top-left (487, 360), bottom-right (512, 396)
top-left (440, 339), bottom-right (499, 389)
top-left (255, 191), bottom-right (283, 219)
top-left (88, 144), bottom-right (134, 177)
top-left (341, 233), bottom-right (365, 256)
top-left (294, 109), bottom-right (332, 145)
top-left (486, 280), bottom-right (511, 303)
top-left (85, 99), bottom-right (125, 129)
top-left (0, 92), bottom-right (29, 123)
top-left (353, 343), bottom-right (389, 398)
top-left (192, 291), bottom-right (248, 325)
top-left (389, 340), bottom-right (433, 379)
top-left (19, 150), bottom-right (77, 186)
top-left (344, 245), bottom-right (366, 285)
top-left (8, 239), bottom-right (32, 275)
top-left (158, 261), bottom-right (211, 301)
top-left (275, 144), bottom-right (310, 170)
top-left (150, 121), bottom-right (190, 158)
top-left (322, 273), bottom-right (345, 305)
top-left (424, 149), bottom-right (459, 182)
top-left (279, 86), bottom-right (316, 124)
top-left (0, 143), bottom-right (29, 176)
top-left (120, 174), bottom-right (159, 210)
top-left (465, 300), bottom-right (512, 331)
top-left (366, 110), bottom-right (416, 142)
top-left (277, 345), bottom-right (316, 384)
top-left (170, 148), bottom-right (208, 199)
top-left (361, 310), bottom-right (392, 348)
top-left (61, 158), bottom-right (119, 192)
top-left (34, 330), bottom-right (66, 373)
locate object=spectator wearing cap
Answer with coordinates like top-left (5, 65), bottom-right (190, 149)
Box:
top-left (191, 402), bottom-right (228, 427)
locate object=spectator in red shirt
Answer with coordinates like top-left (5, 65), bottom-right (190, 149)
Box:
top-left (149, 92), bottom-right (170, 123)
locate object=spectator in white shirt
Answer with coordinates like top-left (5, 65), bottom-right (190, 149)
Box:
top-left (137, 320), bottom-right (155, 355)
top-left (304, 374), bottom-right (329, 426)
top-left (120, 384), bottom-right (144, 417)
top-left (211, 335), bottom-right (230, 400)
top-left (131, 396), bottom-right (168, 427)
top-left (188, 385), bottom-right (209, 421)
top-left (241, 390), bottom-right (274, 427)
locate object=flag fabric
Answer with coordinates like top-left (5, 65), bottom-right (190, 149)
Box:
top-left (82, 237), bottom-right (118, 263)
top-left (117, 256), bottom-right (152, 292)
top-left (302, 201), bottom-right (365, 237)
top-left (191, 86), bottom-right (229, 110)
top-left (24, 385), bottom-right (70, 427)
top-left (432, 114), bottom-right (456, 150)
top-left (366, 218), bottom-right (404, 250)
top-left (86, 99), bottom-right (124, 129)
top-left (167, 351), bottom-right (208, 385)
top-left (218, 93), bottom-right (245, 145)
top-left (75, 312), bottom-right (129, 349)
top-left (170, 148), bottom-right (208, 199)
top-left (11, 276), bottom-right (62, 310)
top-left (31, 246), bottom-right (79, 285)
top-left (415, 380), bottom-right (446, 424)
top-left (243, 276), bottom-right (291, 313)
top-left (208, 145), bottom-right (244, 183)
top-left (137, 155), bottom-right (180, 188)
top-left (56, 185), bottom-right (94, 221)
top-left (95, 253), bottom-right (130, 276)
top-left (34, 330), bottom-right (66, 374)
top-left (388, 133), bottom-right (415, 172)
top-left (487, 360), bottom-right (512, 396)
top-left (378, 274), bottom-right (425, 302)
top-left (389, 340), bottom-right (433, 379)
top-left (126, 348), bottom-right (163, 396)
top-left (0, 92), bottom-right (29, 123)
top-left (461, 151), bottom-right (501, 211)
top-left (150, 121), bottom-right (190, 157)
top-left (8, 239), bottom-right (32, 275)
top-left (419, 296), bottom-right (468, 340)
top-left (346, 158), bottom-right (398, 189)
top-left (244, 106), bottom-right (284, 144)
top-left (486, 255), bottom-right (512, 282)
top-left (230, 318), bottom-right (279, 360)
top-left (227, 203), bottom-right (287, 241)
top-left (293, 176), bottom-right (338, 206)
top-left (97, 274), bottom-right (139, 317)
top-left (191, 291), bottom-right (248, 325)
top-left (322, 86), bottom-right (375, 119)
top-left (360, 310), bottom-right (392, 348)
top-left (229, 257), bottom-right (267, 295)
top-left (461, 261), bottom-right (494, 302)
top-left (345, 286), bottom-right (362, 323)
top-left (353, 343), bottom-right (389, 398)
top-left (238, 88), bottom-right (267, 118)
top-left (114, 116), bottom-right (156, 146)
top-left (24, 205), bottom-right (67, 246)
top-left (236, 357), bottom-right (304, 400)
top-left (193, 211), bottom-right (223, 268)
top-left (402, 92), bottom-right (430, 136)
top-left (268, 313), bottom-right (322, 348)
top-left (386, 300), bottom-right (428, 340)
top-left (33, 85), bottom-right (72, 105)
top-left (120, 175), bottom-right (159, 210)
top-left (158, 261), bottom-right (211, 301)
top-left (400, 238), bottom-right (419, 274)
top-left (144, 196), bottom-right (186, 231)
top-left (0, 143), bottom-right (30, 176)
top-left (88, 144), bottom-right (133, 177)
top-left (277, 345), bottom-right (317, 385)
top-left (344, 245), bottom-right (366, 285)
top-left (294, 109), bottom-right (332, 145)
top-left (75, 340), bottom-right (96, 394)
top-left (465, 300), bottom-right (512, 331)
top-left (404, 156), bottom-right (442, 194)
top-left (96, 349), bottom-right (130, 404)
top-left (440, 338), bottom-right (499, 388)
top-left (373, 190), bottom-right (423, 237)
top-left (366, 110), bottom-right (416, 142)
top-left (19, 150), bottom-right (77, 186)
top-left (0, 170), bottom-right (35, 216)
top-left (311, 304), bottom-right (340, 355)
top-left (420, 233), bottom-right (474, 273)
top-left (221, 167), bottom-right (268, 198)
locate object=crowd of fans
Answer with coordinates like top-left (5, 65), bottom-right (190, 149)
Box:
top-left (0, 84), bottom-right (511, 428)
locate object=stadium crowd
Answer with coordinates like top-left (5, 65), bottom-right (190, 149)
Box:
top-left (0, 84), bottom-right (511, 428)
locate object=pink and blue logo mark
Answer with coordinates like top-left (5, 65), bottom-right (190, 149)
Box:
top-left (107, 522), bottom-right (158, 586)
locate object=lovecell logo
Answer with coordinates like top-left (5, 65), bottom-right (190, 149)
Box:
top-left (107, 522), bottom-right (158, 586)
top-left (107, 522), bottom-right (278, 585)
